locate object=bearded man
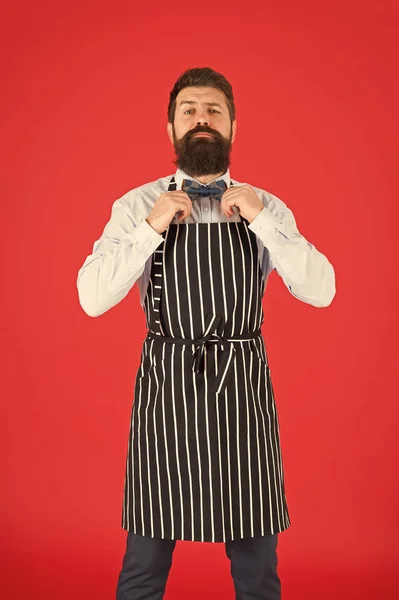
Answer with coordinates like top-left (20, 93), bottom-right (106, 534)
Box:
top-left (77, 67), bottom-right (336, 600)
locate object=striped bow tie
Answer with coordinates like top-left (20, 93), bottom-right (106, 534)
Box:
top-left (182, 178), bottom-right (228, 202)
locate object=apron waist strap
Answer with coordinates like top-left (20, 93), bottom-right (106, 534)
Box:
top-left (146, 328), bottom-right (262, 345)
top-left (146, 314), bottom-right (262, 396)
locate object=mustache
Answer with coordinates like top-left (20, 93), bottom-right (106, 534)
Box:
top-left (185, 127), bottom-right (224, 142)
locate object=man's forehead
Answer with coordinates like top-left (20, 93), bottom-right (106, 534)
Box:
top-left (176, 87), bottom-right (227, 105)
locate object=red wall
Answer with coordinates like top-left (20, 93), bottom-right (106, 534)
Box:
top-left (2, 1), bottom-right (398, 598)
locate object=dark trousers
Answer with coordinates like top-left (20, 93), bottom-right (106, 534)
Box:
top-left (116, 532), bottom-right (281, 600)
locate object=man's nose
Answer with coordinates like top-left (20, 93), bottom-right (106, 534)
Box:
top-left (196, 113), bottom-right (209, 125)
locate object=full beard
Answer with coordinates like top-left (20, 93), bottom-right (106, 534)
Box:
top-left (172, 125), bottom-right (233, 178)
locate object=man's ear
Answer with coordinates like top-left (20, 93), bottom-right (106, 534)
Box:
top-left (231, 120), bottom-right (237, 144)
top-left (167, 122), bottom-right (174, 144)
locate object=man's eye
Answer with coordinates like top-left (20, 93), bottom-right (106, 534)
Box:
top-left (183, 109), bottom-right (220, 115)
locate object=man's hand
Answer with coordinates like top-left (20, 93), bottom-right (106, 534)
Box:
top-left (221, 185), bottom-right (264, 223)
top-left (146, 191), bottom-right (192, 234)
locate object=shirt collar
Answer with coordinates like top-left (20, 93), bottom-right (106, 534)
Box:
top-left (174, 167), bottom-right (231, 190)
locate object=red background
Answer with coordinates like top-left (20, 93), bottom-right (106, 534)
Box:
top-left (2, 1), bottom-right (398, 598)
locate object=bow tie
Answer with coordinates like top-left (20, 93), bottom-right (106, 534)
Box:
top-left (182, 178), bottom-right (228, 203)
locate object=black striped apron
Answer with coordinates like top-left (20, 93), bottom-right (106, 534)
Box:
top-left (121, 176), bottom-right (291, 542)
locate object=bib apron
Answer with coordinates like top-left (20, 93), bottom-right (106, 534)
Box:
top-left (121, 176), bottom-right (291, 542)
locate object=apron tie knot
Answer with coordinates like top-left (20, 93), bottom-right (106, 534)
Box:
top-left (191, 314), bottom-right (237, 396)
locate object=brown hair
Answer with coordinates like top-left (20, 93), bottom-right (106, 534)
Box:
top-left (168, 67), bottom-right (236, 124)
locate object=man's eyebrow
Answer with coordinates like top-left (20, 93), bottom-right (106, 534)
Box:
top-left (178, 100), bottom-right (224, 109)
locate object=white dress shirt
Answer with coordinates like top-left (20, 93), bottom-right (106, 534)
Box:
top-left (76, 168), bottom-right (336, 317)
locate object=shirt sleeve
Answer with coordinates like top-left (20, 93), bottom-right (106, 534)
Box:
top-left (248, 194), bottom-right (336, 308)
top-left (76, 196), bottom-right (164, 317)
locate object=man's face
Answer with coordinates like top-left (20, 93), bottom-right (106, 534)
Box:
top-left (167, 86), bottom-right (237, 178)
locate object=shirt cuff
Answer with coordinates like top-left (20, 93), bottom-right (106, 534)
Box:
top-left (121, 217), bottom-right (164, 252)
top-left (248, 207), bottom-right (276, 239)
